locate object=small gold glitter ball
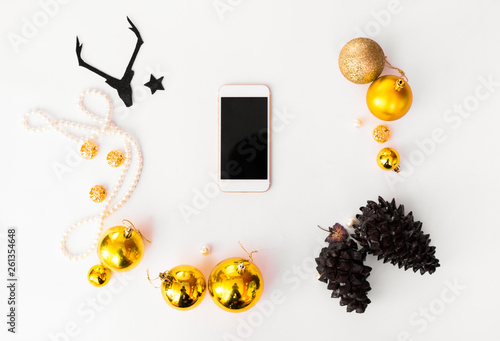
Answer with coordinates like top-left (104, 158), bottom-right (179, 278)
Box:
top-left (373, 125), bottom-right (391, 143)
top-left (89, 185), bottom-right (107, 203)
top-left (339, 37), bottom-right (385, 84)
top-left (107, 150), bottom-right (125, 167)
top-left (80, 141), bottom-right (98, 159)
top-left (377, 147), bottom-right (400, 171)
top-left (88, 264), bottom-right (111, 287)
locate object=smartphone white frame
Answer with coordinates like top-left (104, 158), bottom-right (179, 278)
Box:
top-left (218, 84), bottom-right (271, 193)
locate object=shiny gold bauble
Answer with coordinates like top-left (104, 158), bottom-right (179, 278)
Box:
top-left (208, 257), bottom-right (263, 313)
top-left (97, 225), bottom-right (145, 272)
top-left (339, 37), bottom-right (385, 84)
top-left (373, 125), bottom-right (391, 143)
top-left (377, 147), bottom-right (400, 171)
top-left (366, 75), bottom-right (413, 121)
top-left (88, 264), bottom-right (111, 287)
top-left (160, 265), bottom-right (206, 310)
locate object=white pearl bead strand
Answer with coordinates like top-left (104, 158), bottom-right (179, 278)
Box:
top-left (23, 89), bottom-right (143, 261)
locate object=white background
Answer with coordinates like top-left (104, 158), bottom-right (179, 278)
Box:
top-left (1, 0), bottom-right (499, 340)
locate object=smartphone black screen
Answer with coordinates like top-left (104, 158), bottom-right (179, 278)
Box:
top-left (220, 97), bottom-right (268, 180)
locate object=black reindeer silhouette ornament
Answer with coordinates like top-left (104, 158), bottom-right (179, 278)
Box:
top-left (76, 17), bottom-right (143, 107)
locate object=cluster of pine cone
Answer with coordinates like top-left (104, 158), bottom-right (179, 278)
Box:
top-left (315, 196), bottom-right (440, 313)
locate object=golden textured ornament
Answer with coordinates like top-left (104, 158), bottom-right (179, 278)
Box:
top-left (97, 221), bottom-right (145, 272)
top-left (88, 264), bottom-right (111, 287)
top-left (155, 266), bottom-right (207, 310)
top-left (89, 185), bottom-right (107, 203)
top-left (372, 125), bottom-right (391, 143)
top-left (339, 37), bottom-right (385, 84)
top-left (366, 75), bottom-right (413, 121)
top-left (80, 141), bottom-right (98, 159)
top-left (377, 147), bottom-right (400, 172)
top-left (208, 256), bottom-right (263, 313)
top-left (107, 150), bottom-right (125, 167)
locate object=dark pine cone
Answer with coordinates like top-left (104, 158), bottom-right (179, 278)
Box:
top-left (351, 196), bottom-right (440, 275)
top-left (316, 225), bottom-right (372, 313)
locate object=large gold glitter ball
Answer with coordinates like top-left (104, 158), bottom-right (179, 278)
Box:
top-left (373, 125), bottom-right (391, 143)
top-left (160, 265), bottom-right (207, 310)
top-left (107, 150), bottom-right (125, 167)
top-left (80, 141), bottom-right (98, 159)
top-left (367, 75), bottom-right (413, 121)
top-left (97, 225), bottom-right (145, 272)
top-left (339, 37), bottom-right (385, 84)
top-left (208, 257), bottom-right (263, 313)
top-left (88, 264), bottom-right (111, 287)
top-left (89, 185), bottom-right (107, 203)
top-left (377, 147), bottom-right (400, 171)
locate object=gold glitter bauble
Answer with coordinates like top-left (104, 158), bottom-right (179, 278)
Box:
top-left (80, 141), bottom-right (98, 159)
top-left (208, 257), bottom-right (263, 313)
top-left (89, 185), bottom-right (107, 203)
top-left (88, 264), bottom-right (111, 287)
top-left (160, 265), bottom-right (207, 310)
top-left (373, 125), bottom-right (391, 143)
top-left (97, 224), bottom-right (145, 272)
top-left (107, 150), bottom-right (125, 167)
top-left (377, 147), bottom-right (400, 171)
top-left (367, 75), bottom-right (413, 121)
top-left (339, 38), bottom-right (385, 84)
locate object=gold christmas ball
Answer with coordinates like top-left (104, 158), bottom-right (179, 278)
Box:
top-left (208, 257), bottom-right (263, 313)
top-left (339, 37), bottom-right (385, 84)
top-left (373, 125), bottom-right (391, 143)
top-left (88, 264), bottom-right (111, 287)
top-left (366, 75), bottom-right (413, 121)
top-left (160, 265), bottom-right (206, 310)
top-left (97, 225), bottom-right (145, 272)
top-left (377, 147), bottom-right (400, 171)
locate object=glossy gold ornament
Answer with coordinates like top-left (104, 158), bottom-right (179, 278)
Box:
top-left (372, 125), bottom-right (391, 143)
top-left (80, 141), bottom-right (98, 159)
top-left (339, 38), bottom-right (385, 84)
top-left (366, 75), bottom-right (413, 121)
top-left (97, 222), bottom-right (145, 272)
top-left (88, 264), bottom-right (111, 287)
top-left (107, 150), bottom-right (125, 167)
top-left (208, 257), bottom-right (263, 313)
top-left (377, 147), bottom-right (400, 172)
top-left (157, 265), bottom-right (206, 310)
top-left (89, 185), bottom-right (107, 203)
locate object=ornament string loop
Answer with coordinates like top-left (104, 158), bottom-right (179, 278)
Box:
top-left (384, 57), bottom-right (409, 83)
top-left (147, 269), bottom-right (163, 288)
top-left (122, 219), bottom-right (151, 243)
top-left (23, 89), bottom-right (143, 261)
top-left (238, 242), bottom-right (258, 264)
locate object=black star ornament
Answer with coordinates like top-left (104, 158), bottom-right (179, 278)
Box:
top-left (144, 74), bottom-right (164, 94)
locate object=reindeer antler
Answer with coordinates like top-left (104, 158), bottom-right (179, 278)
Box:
top-left (75, 17), bottom-right (144, 107)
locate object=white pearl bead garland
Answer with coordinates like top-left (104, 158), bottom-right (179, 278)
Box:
top-left (23, 89), bottom-right (143, 261)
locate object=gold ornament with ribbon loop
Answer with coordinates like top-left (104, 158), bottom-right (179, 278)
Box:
top-left (207, 243), bottom-right (264, 313)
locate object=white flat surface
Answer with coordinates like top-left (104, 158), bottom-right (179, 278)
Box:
top-left (1, 1), bottom-right (499, 340)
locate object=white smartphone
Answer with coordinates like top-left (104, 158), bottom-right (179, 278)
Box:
top-left (218, 84), bottom-right (271, 193)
